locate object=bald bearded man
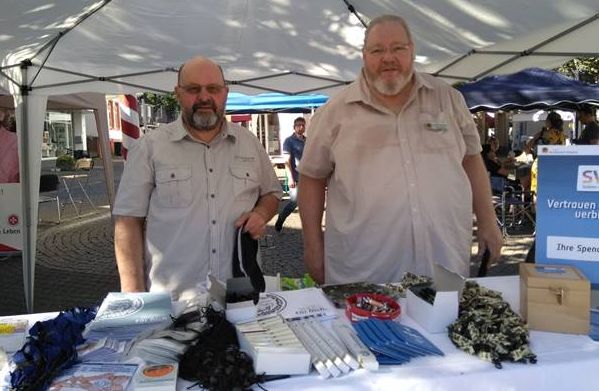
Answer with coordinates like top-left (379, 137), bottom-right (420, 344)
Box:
top-left (113, 57), bottom-right (282, 301)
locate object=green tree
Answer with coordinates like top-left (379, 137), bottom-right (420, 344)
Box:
top-left (140, 92), bottom-right (179, 121)
top-left (556, 57), bottom-right (599, 83)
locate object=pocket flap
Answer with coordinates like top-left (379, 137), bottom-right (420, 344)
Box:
top-left (156, 166), bottom-right (191, 183)
top-left (230, 165), bottom-right (258, 182)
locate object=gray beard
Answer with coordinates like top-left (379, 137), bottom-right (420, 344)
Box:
top-left (190, 111), bottom-right (220, 131)
top-left (184, 106), bottom-right (224, 131)
top-left (368, 70), bottom-right (414, 96)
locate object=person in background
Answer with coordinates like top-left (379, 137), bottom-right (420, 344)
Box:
top-left (275, 116), bottom-right (306, 232)
top-left (298, 14), bottom-right (502, 285)
top-left (523, 111), bottom-right (567, 264)
top-left (527, 111), bottom-right (566, 194)
top-left (482, 143), bottom-right (512, 179)
top-left (488, 136), bottom-right (499, 154)
top-left (113, 56), bottom-right (282, 302)
top-left (0, 110), bottom-right (19, 184)
top-left (526, 112), bottom-right (567, 155)
top-left (482, 142), bottom-right (531, 191)
top-left (574, 104), bottom-right (599, 145)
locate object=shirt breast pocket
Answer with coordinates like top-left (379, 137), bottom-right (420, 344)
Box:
top-left (230, 165), bottom-right (259, 201)
top-left (155, 166), bottom-right (192, 208)
top-left (418, 112), bottom-right (456, 151)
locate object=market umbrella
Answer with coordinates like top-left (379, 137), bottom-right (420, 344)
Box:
top-left (226, 93), bottom-right (328, 114)
top-left (458, 68), bottom-right (599, 112)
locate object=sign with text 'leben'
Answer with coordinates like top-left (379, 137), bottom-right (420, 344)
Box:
top-left (536, 145), bottom-right (599, 285)
top-left (0, 184), bottom-right (22, 254)
top-left (0, 108), bottom-right (22, 254)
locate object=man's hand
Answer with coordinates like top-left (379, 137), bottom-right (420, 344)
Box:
top-left (288, 178), bottom-right (296, 188)
top-left (235, 210), bottom-right (267, 240)
top-left (477, 221), bottom-right (503, 265)
top-left (304, 241), bottom-right (325, 284)
top-left (235, 193), bottom-right (280, 239)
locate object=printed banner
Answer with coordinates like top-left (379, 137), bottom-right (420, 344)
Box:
top-left (536, 145), bottom-right (599, 285)
top-left (0, 108), bottom-right (22, 254)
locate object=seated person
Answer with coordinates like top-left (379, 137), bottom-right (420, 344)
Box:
top-left (481, 143), bottom-right (513, 179)
top-left (481, 144), bottom-right (531, 193)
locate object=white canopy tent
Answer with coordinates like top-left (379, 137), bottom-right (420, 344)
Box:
top-left (2, 1), bottom-right (597, 93)
top-left (1, 0), bottom-right (597, 312)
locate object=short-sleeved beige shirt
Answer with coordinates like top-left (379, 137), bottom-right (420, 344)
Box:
top-left (113, 118), bottom-right (282, 301)
top-left (300, 71), bottom-right (481, 284)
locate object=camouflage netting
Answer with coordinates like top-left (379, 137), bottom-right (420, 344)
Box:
top-left (448, 281), bottom-right (537, 369)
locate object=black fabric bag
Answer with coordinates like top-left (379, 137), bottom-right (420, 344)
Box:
top-left (231, 227), bottom-right (266, 295)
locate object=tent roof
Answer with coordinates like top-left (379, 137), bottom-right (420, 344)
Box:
top-left (458, 67), bottom-right (599, 112)
top-left (0, 92), bottom-right (107, 111)
top-left (1, 1), bottom-right (597, 96)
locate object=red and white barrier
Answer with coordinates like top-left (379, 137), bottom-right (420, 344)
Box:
top-left (119, 95), bottom-right (140, 160)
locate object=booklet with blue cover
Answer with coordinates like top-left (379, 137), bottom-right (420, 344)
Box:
top-left (353, 318), bottom-right (443, 365)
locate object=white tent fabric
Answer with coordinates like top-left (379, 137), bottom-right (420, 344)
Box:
top-left (1, 0), bottom-right (597, 312)
top-left (2, 1), bottom-right (597, 94)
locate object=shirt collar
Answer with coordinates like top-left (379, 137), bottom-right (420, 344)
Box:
top-left (292, 132), bottom-right (306, 141)
top-left (168, 115), bottom-right (237, 144)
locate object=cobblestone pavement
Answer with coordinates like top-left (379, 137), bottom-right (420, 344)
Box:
top-left (0, 159), bottom-right (534, 316)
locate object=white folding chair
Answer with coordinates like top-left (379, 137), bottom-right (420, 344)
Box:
top-left (61, 158), bottom-right (96, 216)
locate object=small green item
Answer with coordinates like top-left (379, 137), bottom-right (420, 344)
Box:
top-left (280, 273), bottom-right (316, 290)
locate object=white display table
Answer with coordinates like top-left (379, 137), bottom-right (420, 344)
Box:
top-left (2, 276), bottom-right (599, 391)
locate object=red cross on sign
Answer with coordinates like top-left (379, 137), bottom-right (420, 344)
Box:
top-left (8, 214), bottom-right (19, 226)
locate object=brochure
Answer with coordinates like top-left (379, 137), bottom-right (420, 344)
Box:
top-left (89, 292), bottom-right (172, 329)
top-left (257, 287), bottom-right (337, 320)
top-left (133, 363), bottom-right (178, 390)
top-left (48, 362), bottom-right (138, 390)
top-left (0, 318), bottom-right (28, 353)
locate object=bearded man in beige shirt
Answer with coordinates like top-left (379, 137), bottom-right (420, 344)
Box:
top-left (113, 57), bottom-right (282, 301)
top-left (298, 15), bottom-right (502, 285)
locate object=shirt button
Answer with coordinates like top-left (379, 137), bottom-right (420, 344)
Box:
top-left (246, 173), bottom-right (250, 177)
top-left (206, 145), bottom-right (210, 149)
top-left (210, 194), bottom-right (215, 198)
top-left (212, 220), bottom-right (216, 224)
top-left (209, 168), bottom-right (213, 173)
top-left (170, 173), bottom-right (175, 178)
top-left (406, 160), bottom-right (411, 165)
top-left (212, 248), bottom-right (216, 253)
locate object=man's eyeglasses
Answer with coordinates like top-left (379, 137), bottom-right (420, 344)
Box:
top-left (365, 43), bottom-right (411, 58)
top-left (179, 84), bottom-right (226, 95)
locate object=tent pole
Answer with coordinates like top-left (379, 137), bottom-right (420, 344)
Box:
top-left (18, 62), bottom-right (35, 313)
top-left (94, 109), bottom-right (116, 210)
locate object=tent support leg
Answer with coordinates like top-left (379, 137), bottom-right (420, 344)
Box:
top-left (18, 63), bottom-right (35, 314)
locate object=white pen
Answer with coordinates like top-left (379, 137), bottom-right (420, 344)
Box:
top-left (302, 320), bottom-right (350, 374)
top-left (332, 320), bottom-right (379, 371)
top-left (308, 319), bottom-right (359, 370)
top-left (288, 321), bottom-right (333, 378)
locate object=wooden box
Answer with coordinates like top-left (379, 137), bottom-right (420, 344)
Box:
top-left (520, 263), bottom-right (590, 334)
